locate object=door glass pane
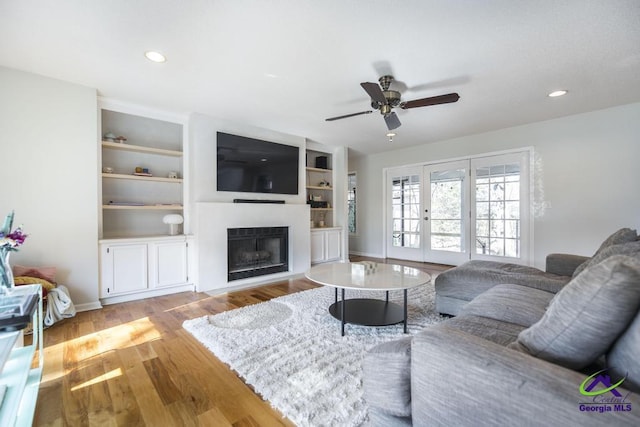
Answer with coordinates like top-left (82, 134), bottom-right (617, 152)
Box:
top-left (391, 174), bottom-right (421, 248)
top-left (475, 163), bottom-right (521, 258)
top-left (430, 168), bottom-right (464, 252)
top-left (348, 172), bottom-right (356, 234)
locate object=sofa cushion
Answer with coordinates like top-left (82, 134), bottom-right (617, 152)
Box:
top-left (573, 228), bottom-right (638, 277)
top-left (459, 284), bottom-right (555, 327)
top-left (362, 337), bottom-right (412, 417)
top-left (435, 260), bottom-right (570, 301)
top-left (445, 315), bottom-right (525, 346)
top-left (509, 255), bottom-right (640, 369)
top-left (608, 310), bottom-right (640, 393)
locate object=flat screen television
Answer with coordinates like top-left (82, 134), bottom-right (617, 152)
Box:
top-left (216, 132), bottom-right (300, 195)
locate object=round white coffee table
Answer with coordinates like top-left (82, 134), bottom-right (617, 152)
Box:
top-left (305, 262), bottom-right (431, 336)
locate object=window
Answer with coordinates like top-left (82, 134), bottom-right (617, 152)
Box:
top-left (474, 163), bottom-right (521, 257)
top-left (348, 172), bottom-right (357, 234)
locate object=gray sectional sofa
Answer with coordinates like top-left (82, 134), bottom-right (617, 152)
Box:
top-left (363, 229), bottom-right (640, 426)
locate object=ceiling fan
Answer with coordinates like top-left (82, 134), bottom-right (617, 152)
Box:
top-left (326, 75), bottom-right (460, 130)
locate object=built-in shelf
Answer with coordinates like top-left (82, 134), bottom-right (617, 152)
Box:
top-left (103, 204), bottom-right (183, 210)
top-left (100, 105), bottom-right (186, 239)
top-left (102, 173), bottom-right (183, 183)
top-left (102, 141), bottom-right (182, 157)
top-left (306, 167), bottom-right (332, 173)
top-left (306, 185), bottom-right (332, 190)
top-left (310, 208), bottom-right (333, 212)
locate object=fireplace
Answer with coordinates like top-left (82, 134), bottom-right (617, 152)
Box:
top-left (227, 227), bottom-right (289, 281)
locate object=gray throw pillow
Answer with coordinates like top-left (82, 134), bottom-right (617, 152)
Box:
top-left (596, 228), bottom-right (638, 252)
top-left (572, 241), bottom-right (640, 279)
top-left (363, 337), bottom-right (412, 417)
top-left (509, 255), bottom-right (640, 369)
top-left (573, 228), bottom-right (638, 278)
top-left (608, 311), bottom-right (640, 393)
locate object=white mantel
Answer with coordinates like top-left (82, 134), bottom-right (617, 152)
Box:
top-left (195, 202), bottom-right (311, 293)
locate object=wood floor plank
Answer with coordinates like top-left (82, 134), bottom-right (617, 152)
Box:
top-left (102, 349), bottom-right (144, 426)
top-left (34, 257), bottom-right (451, 426)
top-left (197, 406), bottom-right (234, 426)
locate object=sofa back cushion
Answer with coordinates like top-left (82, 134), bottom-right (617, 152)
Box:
top-left (573, 228), bottom-right (637, 277)
top-left (509, 255), bottom-right (640, 370)
top-left (608, 310), bottom-right (640, 393)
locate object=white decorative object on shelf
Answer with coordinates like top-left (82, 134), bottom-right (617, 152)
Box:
top-left (351, 261), bottom-right (378, 276)
top-left (163, 214), bottom-right (184, 235)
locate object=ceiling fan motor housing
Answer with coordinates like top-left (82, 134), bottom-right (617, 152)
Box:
top-left (370, 89), bottom-right (401, 110)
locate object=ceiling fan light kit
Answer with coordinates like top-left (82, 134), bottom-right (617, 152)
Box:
top-left (326, 75), bottom-right (460, 131)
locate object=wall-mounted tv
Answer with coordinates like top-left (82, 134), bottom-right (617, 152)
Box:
top-left (217, 132), bottom-right (299, 195)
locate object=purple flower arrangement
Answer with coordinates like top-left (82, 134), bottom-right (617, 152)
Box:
top-left (0, 211), bottom-right (28, 251)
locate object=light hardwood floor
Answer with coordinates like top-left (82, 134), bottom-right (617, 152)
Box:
top-left (33, 257), bottom-right (450, 426)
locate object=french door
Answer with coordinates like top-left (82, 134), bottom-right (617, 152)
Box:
top-left (386, 151), bottom-right (530, 266)
top-left (424, 161), bottom-right (470, 265)
top-left (387, 167), bottom-right (423, 261)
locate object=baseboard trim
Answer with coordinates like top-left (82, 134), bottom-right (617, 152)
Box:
top-left (75, 301), bottom-right (103, 312)
top-left (348, 251), bottom-right (384, 259)
top-left (100, 283), bottom-right (195, 305)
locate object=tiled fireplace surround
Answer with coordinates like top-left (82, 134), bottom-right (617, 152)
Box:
top-left (195, 202), bottom-right (311, 293)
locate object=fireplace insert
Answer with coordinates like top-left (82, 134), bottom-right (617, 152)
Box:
top-left (227, 227), bottom-right (289, 281)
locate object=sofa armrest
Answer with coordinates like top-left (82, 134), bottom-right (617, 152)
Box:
top-left (411, 325), bottom-right (640, 427)
top-left (545, 253), bottom-right (590, 276)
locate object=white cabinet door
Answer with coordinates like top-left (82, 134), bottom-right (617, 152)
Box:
top-left (101, 243), bottom-right (148, 297)
top-left (311, 229), bottom-right (343, 264)
top-left (150, 241), bottom-right (188, 288)
top-left (310, 231), bottom-right (326, 264)
top-left (325, 229), bottom-right (342, 262)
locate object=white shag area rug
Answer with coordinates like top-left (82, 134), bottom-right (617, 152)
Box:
top-left (183, 284), bottom-right (445, 426)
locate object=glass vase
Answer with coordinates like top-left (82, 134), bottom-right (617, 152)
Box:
top-left (0, 250), bottom-right (14, 295)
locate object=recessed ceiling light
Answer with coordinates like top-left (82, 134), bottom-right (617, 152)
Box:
top-left (144, 51), bottom-right (166, 63)
top-left (548, 90), bottom-right (567, 98)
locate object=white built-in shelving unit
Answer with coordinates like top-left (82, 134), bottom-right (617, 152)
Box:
top-left (97, 99), bottom-right (193, 304)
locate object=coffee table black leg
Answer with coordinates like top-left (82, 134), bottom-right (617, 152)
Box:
top-left (335, 288), bottom-right (338, 304)
top-left (403, 289), bottom-right (408, 333)
top-left (385, 291), bottom-right (389, 303)
top-left (341, 288), bottom-right (346, 336)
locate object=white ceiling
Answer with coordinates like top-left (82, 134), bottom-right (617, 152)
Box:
top-left (2, 1), bottom-right (639, 155)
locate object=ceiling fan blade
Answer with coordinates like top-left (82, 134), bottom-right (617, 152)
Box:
top-left (400, 93), bottom-right (460, 109)
top-left (360, 82), bottom-right (387, 105)
top-left (325, 110), bottom-right (372, 121)
top-left (384, 112), bottom-right (401, 130)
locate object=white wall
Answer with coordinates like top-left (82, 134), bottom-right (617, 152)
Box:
top-left (0, 66), bottom-right (99, 307)
top-left (349, 102), bottom-right (640, 269)
top-left (188, 113), bottom-right (307, 205)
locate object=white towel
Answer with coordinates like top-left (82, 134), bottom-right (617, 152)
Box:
top-left (44, 284), bottom-right (76, 327)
